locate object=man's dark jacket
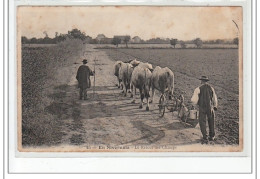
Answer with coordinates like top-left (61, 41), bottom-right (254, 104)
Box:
top-left (76, 65), bottom-right (94, 89)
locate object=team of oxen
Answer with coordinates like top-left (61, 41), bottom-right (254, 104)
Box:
top-left (113, 59), bottom-right (175, 111)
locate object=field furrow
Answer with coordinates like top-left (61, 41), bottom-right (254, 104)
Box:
top-left (103, 48), bottom-right (240, 144)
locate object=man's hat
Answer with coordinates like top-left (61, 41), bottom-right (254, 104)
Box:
top-left (199, 76), bottom-right (209, 81)
top-left (82, 59), bottom-right (88, 63)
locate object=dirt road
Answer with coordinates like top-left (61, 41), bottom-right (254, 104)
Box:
top-left (40, 44), bottom-right (239, 152)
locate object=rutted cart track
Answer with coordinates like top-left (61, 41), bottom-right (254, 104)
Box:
top-left (43, 44), bottom-right (210, 149)
top-left (22, 44), bottom-right (240, 152)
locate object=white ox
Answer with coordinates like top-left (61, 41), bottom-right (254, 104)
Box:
top-left (150, 66), bottom-right (174, 103)
top-left (138, 62), bottom-right (153, 70)
top-left (130, 62), bottom-right (153, 96)
top-left (130, 65), bottom-right (153, 111)
top-left (118, 62), bottom-right (134, 96)
top-left (129, 59), bottom-right (141, 67)
top-left (113, 61), bottom-right (123, 88)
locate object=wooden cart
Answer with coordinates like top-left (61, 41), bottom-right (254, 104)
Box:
top-left (158, 94), bottom-right (199, 128)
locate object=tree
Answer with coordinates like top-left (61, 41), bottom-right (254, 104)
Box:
top-left (90, 38), bottom-right (98, 44)
top-left (84, 36), bottom-right (93, 44)
top-left (68, 28), bottom-right (86, 40)
top-left (233, 37), bottom-right (239, 46)
top-left (215, 39), bottom-right (224, 44)
top-left (180, 41), bottom-right (186, 49)
top-left (170, 39), bottom-right (178, 48)
top-left (193, 38), bottom-right (203, 48)
top-left (123, 36), bottom-right (130, 48)
top-left (54, 32), bottom-right (59, 43)
top-left (43, 31), bottom-right (48, 38)
top-left (55, 33), bottom-right (66, 43)
top-left (21, 36), bottom-right (28, 44)
top-left (96, 34), bottom-right (106, 44)
top-left (145, 37), bottom-right (168, 44)
top-left (43, 36), bottom-right (53, 44)
top-left (112, 37), bottom-right (121, 47)
top-left (30, 37), bottom-right (37, 44)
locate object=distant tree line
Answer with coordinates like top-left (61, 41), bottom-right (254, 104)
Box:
top-left (168, 37), bottom-right (238, 49)
top-left (22, 28), bottom-right (88, 44)
top-left (22, 28), bottom-right (239, 48)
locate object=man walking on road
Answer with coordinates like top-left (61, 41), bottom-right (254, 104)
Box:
top-left (191, 76), bottom-right (218, 144)
top-left (76, 59), bottom-right (94, 100)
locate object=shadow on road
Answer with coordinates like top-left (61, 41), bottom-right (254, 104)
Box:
top-left (45, 83), bottom-right (193, 145)
top-left (122, 121), bottom-right (165, 145)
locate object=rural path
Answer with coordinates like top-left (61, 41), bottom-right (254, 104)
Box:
top-left (48, 44), bottom-right (221, 152)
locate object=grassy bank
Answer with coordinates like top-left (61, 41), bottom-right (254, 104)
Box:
top-left (22, 39), bottom-right (85, 146)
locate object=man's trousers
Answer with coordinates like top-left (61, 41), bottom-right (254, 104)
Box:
top-left (198, 108), bottom-right (215, 139)
top-left (79, 88), bottom-right (87, 100)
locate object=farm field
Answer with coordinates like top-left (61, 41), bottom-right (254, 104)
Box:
top-left (21, 42), bottom-right (240, 151)
top-left (103, 48), bottom-right (240, 144)
top-left (18, 5), bottom-right (243, 152)
top-left (95, 43), bottom-right (238, 49)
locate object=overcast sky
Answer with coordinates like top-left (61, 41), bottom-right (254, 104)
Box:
top-left (17, 6), bottom-right (242, 40)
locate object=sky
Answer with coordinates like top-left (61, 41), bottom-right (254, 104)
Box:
top-left (17, 6), bottom-right (242, 41)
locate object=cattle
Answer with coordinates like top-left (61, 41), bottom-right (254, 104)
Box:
top-left (138, 62), bottom-right (153, 71)
top-left (150, 66), bottom-right (174, 103)
top-left (129, 59), bottom-right (140, 67)
top-left (129, 62), bottom-right (153, 96)
top-left (113, 61), bottom-right (123, 88)
top-left (118, 62), bottom-right (134, 96)
top-left (130, 66), bottom-right (152, 111)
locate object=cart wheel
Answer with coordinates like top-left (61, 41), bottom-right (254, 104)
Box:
top-left (159, 94), bottom-right (166, 117)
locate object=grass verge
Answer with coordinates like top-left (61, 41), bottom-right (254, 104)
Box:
top-left (22, 39), bottom-right (85, 146)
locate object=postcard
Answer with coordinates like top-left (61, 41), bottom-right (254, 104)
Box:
top-left (17, 6), bottom-right (243, 152)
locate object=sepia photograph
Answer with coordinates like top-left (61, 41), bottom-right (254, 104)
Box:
top-left (17, 6), bottom-right (243, 152)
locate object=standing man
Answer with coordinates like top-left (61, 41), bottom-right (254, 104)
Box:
top-left (76, 59), bottom-right (94, 100)
top-left (191, 76), bottom-right (218, 144)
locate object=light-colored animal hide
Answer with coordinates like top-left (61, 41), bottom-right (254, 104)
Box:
top-left (118, 62), bottom-right (134, 96)
top-left (130, 66), bottom-right (152, 111)
top-left (150, 66), bottom-right (174, 103)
